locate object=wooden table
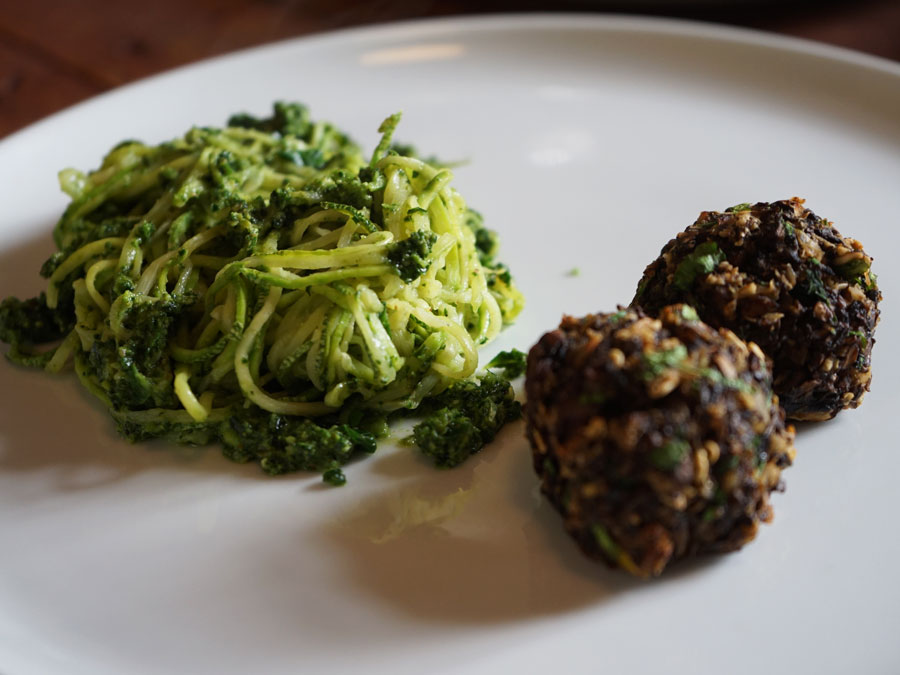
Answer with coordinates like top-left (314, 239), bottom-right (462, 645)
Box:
top-left (2, 0), bottom-right (898, 140)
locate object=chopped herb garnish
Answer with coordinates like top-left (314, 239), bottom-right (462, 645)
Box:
top-left (849, 329), bottom-right (868, 350)
top-left (680, 305), bottom-right (699, 321)
top-left (643, 340), bottom-right (755, 393)
top-left (649, 439), bottom-right (689, 471)
top-left (836, 258), bottom-right (870, 281)
top-left (590, 524), bottom-right (626, 563)
top-left (673, 241), bottom-right (726, 290)
top-left (697, 367), bottom-right (755, 393)
top-left (751, 434), bottom-right (769, 470)
top-left (579, 391), bottom-right (608, 405)
top-left (642, 344), bottom-right (689, 379)
top-left (725, 203), bottom-right (752, 213)
top-left (542, 456), bottom-right (557, 479)
top-left (701, 507), bottom-right (719, 522)
top-left (801, 259), bottom-right (830, 304)
top-left (719, 454), bottom-right (740, 472)
top-left (782, 220), bottom-right (795, 238)
top-left (590, 524), bottom-right (641, 576)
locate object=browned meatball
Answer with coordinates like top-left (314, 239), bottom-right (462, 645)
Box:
top-left (633, 198), bottom-right (880, 421)
top-left (525, 305), bottom-right (795, 577)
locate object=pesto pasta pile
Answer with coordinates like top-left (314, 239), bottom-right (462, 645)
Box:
top-left (0, 103), bottom-right (524, 479)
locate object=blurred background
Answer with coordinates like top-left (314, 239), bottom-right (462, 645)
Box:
top-left (2, 0), bottom-right (898, 139)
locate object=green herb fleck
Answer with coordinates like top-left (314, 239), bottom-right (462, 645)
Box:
top-left (697, 367), bottom-right (755, 393)
top-left (751, 434), bottom-right (769, 470)
top-left (836, 257), bottom-right (870, 281)
top-left (849, 329), bottom-right (869, 369)
top-left (782, 220), bottom-right (795, 238)
top-left (579, 391), bottom-right (608, 405)
top-left (801, 258), bottom-right (830, 304)
top-left (542, 456), bottom-right (557, 479)
top-left (649, 439), bottom-right (690, 471)
top-left (849, 329), bottom-right (868, 351)
top-left (566, 267), bottom-right (581, 277)
top-left (725, 203), bottom-right (752, 213)
top-left (591, 524), bottom-right (623, 560)
top-left (679, 305), bottom-right (699, 321)
top-left (718, 454), bottom-right (740, 472)
top-left (673, 241), bottom-right (725, 291)
top-left (701, 507), bottom-right (719, 523)
top-left (642, 344), bottom-right (689, 379)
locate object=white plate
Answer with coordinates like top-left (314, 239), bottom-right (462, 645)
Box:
top-left (1, 14), bottom-right (898, 675)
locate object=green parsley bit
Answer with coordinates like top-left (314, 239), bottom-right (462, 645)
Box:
top-left (848, 330), bottom-right (868, 350)
top-left (836, 258), bottom-right (870, 281)
top-left (725, 202), bottom-right (753, 213)
top-left (642, 344), bottom-right (689, 379)
top-left (679, 305), bottom-right (699, 321)
top-left (802, 259), bottom-right (830, 303)
top-left (591, 524), bottom-right (641, 576)
top-left (673, 241), bottom-right (726, 291)
top-left (649, 439), bottom-right (689, 471)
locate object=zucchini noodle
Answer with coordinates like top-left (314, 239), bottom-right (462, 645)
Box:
top-left (1, 103), bottom-right (524, 463)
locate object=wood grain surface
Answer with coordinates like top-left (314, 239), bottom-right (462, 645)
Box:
top-left (1, 0), bottom-right (898, 139)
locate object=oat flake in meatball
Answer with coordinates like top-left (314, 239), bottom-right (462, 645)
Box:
top-left (525, 305), bottom-right (795, 577)
top-left (633, 198), bottom-right (880, 421)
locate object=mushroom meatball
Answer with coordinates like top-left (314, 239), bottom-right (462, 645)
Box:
top-left (525, 305), bottom-right (795, 577)
top-left (633, 198), bottom-right (880, 421)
